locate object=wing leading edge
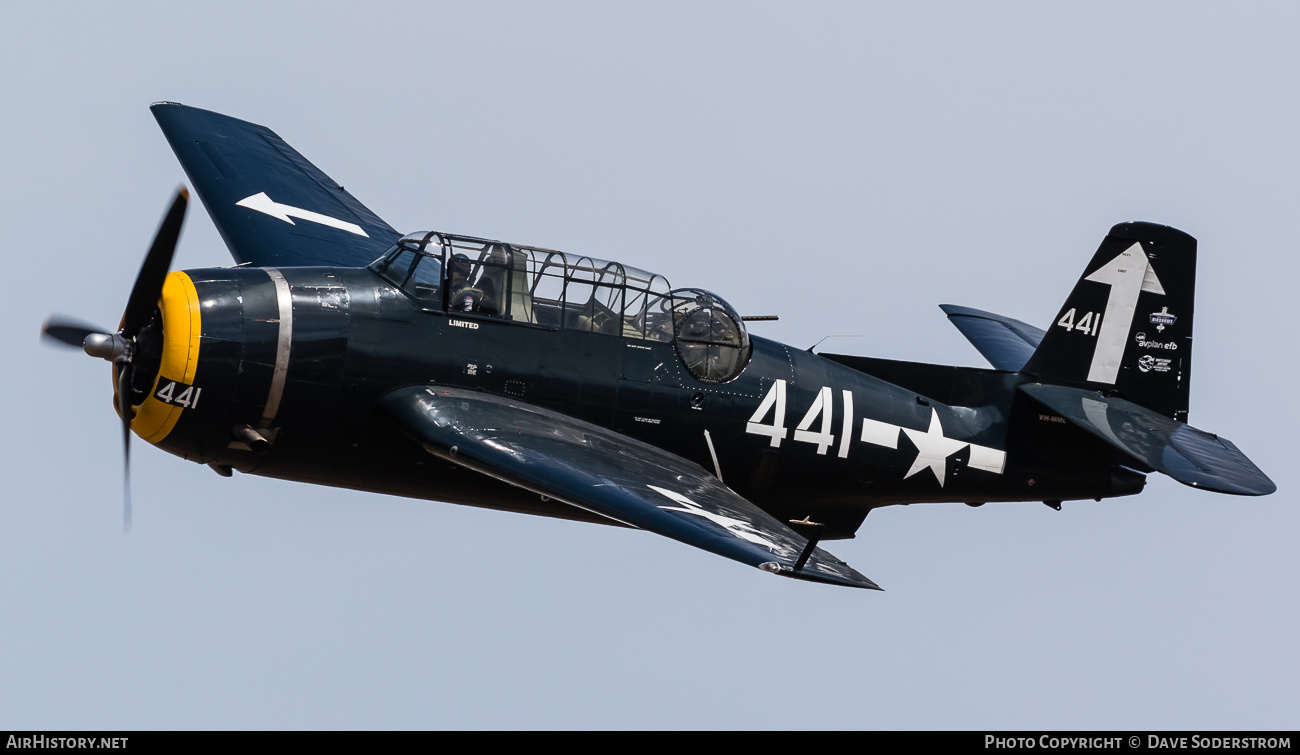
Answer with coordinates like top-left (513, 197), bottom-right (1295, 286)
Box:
top-left (380, 386), bottom-right (881, 590)
top-left (151, 102), bottom-right (400, 268)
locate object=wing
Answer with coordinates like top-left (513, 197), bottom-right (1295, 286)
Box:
top-left (939, 304), bottom-right (1045, 371)
top-left (151, 102), bottom-right (400, 268)
top-left (380, 386), bottom-right (882, 590)
top-left (1020, 384), bottom-right (1275, 496)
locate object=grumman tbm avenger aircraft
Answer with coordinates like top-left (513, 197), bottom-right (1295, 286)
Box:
top-left (41, 103), bottom-right (1275, 590)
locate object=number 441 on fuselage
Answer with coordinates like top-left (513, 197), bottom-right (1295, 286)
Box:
top-left (41, 103), bottom-right (1274, 590)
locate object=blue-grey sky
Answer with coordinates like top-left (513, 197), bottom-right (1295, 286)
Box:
top-left (3, 1), bottom-right (1297, 729)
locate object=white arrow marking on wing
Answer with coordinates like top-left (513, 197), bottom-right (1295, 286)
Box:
top-left (236, 192), bottom-right (369, 237)
top-left (647, 485), bottom-right (789, 555)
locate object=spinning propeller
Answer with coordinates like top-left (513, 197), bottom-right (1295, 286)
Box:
top-left (41, 187), bottom-right (189, 532)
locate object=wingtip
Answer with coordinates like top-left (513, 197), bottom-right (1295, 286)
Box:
top-left (834, 574), bottom-right (884, 591)
top-left (855, 574), bottom-right (884, 591)
top-left (764, 561), bottom-right (884, 590)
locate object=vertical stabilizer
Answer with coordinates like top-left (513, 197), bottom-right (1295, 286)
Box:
top-left (1022, 222), bottom-right (1195, 421)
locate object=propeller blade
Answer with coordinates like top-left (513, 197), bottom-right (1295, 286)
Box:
top-left (122, 187), bottom-right (188, 338)
top-left (41, 315), bottom-right (108, 349)
top-left (51, 187), bottom-right (188, 533)
top-left (116, 362), bottom-right (133, 534)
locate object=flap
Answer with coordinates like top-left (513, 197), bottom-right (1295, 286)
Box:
top-left (380, 386), bottom-right (882, 590)
top-left (152, 102), bottom-right (400, 268)
top-left (1019, 383), bottom-right (1275, 496)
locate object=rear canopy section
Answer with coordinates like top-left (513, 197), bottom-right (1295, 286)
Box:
top-left (151, 102), bottom-right (400, 268)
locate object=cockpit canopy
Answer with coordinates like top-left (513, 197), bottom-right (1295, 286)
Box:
top-left (370, 231), bottom-right (751, 383)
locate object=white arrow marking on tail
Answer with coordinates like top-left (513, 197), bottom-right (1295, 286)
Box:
top-left (1083, 242), bottom-right (1164, 384)
top-left (236, 192), bottom-right (369, 237)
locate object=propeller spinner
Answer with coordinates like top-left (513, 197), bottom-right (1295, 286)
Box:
top-left (40, 187), bottom-right (189, 532)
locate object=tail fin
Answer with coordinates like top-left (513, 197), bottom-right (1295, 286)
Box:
top-left (1022, 222), bottom-right (1195, 421)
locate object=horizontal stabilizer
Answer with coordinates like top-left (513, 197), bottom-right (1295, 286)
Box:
top-left (1020, 384), bottom-right (1275, 496)
top-left (939, 304), bottom-right (1045, 372)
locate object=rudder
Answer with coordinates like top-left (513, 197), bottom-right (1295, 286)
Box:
top-left (1022, 222), bottom-right (1195, 421)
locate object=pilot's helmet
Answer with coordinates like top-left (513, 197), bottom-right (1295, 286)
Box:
top-left (450, 253), bottom-right (472, 276)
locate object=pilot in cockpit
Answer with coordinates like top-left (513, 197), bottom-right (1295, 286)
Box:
top-left (448, 253), bottom-right (490, 313)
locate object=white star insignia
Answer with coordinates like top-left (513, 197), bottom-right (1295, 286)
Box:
top-left (901, 409), bottom-right (970, 487)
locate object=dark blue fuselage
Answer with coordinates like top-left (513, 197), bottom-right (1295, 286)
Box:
top-left (143, 265), bottom-right (1144, 539)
